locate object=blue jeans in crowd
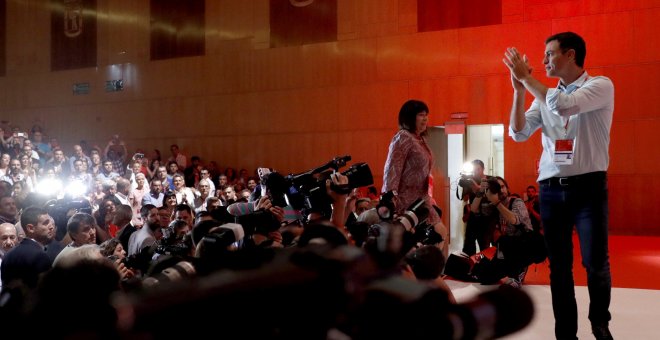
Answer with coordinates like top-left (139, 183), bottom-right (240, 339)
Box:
top-left (539, 171), bottom-right (612, 340)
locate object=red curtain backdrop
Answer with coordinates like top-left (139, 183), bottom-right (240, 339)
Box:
top-left (418, 0), bottom-right (502, 32)
top-left (50, 0), bottom-right (97, 71)
top-left (150, 0), bottom-right (205, 61)
top-left (270, 0), bottom-right (337, 48)
top-left (0, 0), bottom-right (5, 76)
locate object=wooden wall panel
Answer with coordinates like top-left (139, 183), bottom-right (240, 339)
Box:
top-left (608, 121), bottom-right (636, 175)
top-left (336, 82), bottom-right (408, 131)
top-left (458, 20), bottom-right (550, 76)
top-left (634, 7), bottom-right (660, 63)
top-left (269, 0), bottom-right (337, 48)
top-left (632, 120), bottom-right (660, 176)
top-left (99, 0), bottom-right (150, 65)
top-left (376, 30), bottom-right (460, 81)
top-left (607, 64), bottom-right (660, 121)
top-left (1, 0), bottom-right (660, 234)
top-left (551, 12), bottom-right (635, 68)
top-left (5, 0), bottom-right (50, 75)
top-left (206, 0), bottom-right (257, 54)
top-left (0, 0), bottom-right (5, 77)
top-left (340, 0), bottom-right (400, 39)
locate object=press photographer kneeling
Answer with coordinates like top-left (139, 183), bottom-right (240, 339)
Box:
top-left (449, 177), bottom-right (545, 288)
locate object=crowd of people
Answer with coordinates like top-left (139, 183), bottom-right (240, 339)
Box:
top-left (0, 130), bottom-right (459, 337)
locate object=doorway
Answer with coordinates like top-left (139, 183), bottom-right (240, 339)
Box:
top-left (428, 124), bottom-right (505, 254)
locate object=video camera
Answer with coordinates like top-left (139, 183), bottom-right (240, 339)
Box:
top-left (458, 174), bottom-right (478, 189)
top-left (260, 155), bottom-right (374, 213)
top-left (44, 197), bottom-right (93, 241)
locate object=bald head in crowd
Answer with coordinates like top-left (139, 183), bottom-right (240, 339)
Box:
top-left (0, 223), bottom-right (18, 255)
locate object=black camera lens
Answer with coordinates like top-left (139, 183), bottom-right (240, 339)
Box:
top-left (341, 163), bottom-right (374, 189)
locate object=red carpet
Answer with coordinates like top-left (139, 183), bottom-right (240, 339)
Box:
top-left (523, 235), bottom-right (660, 290)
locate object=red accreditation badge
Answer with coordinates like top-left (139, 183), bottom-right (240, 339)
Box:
top-left (553, 139), bottom-right (574, 165)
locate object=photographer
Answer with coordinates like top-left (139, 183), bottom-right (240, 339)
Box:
top-left (99, 238), bottom-right (135, 281)
top-left (226, 194), bottom-right (287, 249)
top-left (462, 159), bottom-right (496, 256)
top-left (482, 177), bottom-right (533, 288)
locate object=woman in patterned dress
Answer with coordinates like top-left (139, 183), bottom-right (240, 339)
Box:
top-left (382, 99), bottom-right (448, 255)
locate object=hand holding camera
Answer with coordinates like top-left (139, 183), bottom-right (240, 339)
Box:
top-left (327, 172), bottom-right (350, 203)
top-left (485, 178), bottom-right (503, 205)
top-left (256, 195), bottom-right (273, 210)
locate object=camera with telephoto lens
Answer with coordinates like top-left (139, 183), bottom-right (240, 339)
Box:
top-left (376, 192), bottom-right (429, 228)
top-left (260, 155), bottom-right (374, 213)
top-left (367, 197), bottom-right (432, 266)
top-left (155, 243), bottom-right (191, 257)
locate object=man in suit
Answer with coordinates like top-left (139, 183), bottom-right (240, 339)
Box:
top-left (1, 205), bottom-right (55, 289)
top-left (127, 204), bottom-right (159, 256)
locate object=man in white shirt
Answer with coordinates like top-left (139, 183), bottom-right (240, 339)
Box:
top-left (504, 31), bottom-right (613, 340)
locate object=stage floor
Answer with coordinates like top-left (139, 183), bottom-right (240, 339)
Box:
top-left (445, 235), bottom-right (660, 339)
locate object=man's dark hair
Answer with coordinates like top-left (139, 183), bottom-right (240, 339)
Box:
top-left (21, 206), bottom-right (48, 227)
top-left (546, 31), bottom-right (586, 67)
top-left (140, 204), bottom-right (157, 219)
top-left (67, 213), bottom-right (96, 235)
top-left (0, 185), bottom-right (12, 199)
top-left (405, 245), bottom-right (445, 280)
top-left (195, 211), bottom-right (212, 220)
top-left (175, 204), bottom-right (192, 215)
top-left (398, 99), bottom-right (429, 134)
top-left (494, 176), bottom-right (510, 191)
top-left (472, 159), bottom-right (485, 169)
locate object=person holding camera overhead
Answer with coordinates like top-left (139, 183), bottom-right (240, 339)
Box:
top-left (382, 99), bottom-right (448, 255)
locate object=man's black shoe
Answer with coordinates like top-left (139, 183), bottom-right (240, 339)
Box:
top-left (591, 323), bottom-right (613, 340)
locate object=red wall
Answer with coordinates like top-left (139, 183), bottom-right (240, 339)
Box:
top-left (431, 0), bottom-right (660, 234)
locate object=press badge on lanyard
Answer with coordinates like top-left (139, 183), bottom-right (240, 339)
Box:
top-left (554, 117), bottom-right (574, 165)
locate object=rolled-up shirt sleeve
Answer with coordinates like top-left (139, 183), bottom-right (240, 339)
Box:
top-left (509, 100), bottom-right (543, 142)
top-left (546, 77), bottom-right (614, 117)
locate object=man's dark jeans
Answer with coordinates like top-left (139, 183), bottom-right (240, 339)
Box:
top-left (539, 171), bottom-right (612, 339)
